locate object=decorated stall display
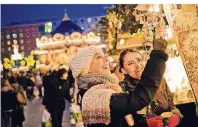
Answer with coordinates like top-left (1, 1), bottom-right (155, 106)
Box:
top-left (164, 4), bottom-right (198, 102)
top-left (100, 4), bottom-right (197, 105)
top-left (101, 4), bottom-right (174, 55)
top-left (3, 58), bottom-right (15, 69)
top-left (11, 40), bottom-right (24, 61)
top-left (164, 56), bottom-right (195, 105)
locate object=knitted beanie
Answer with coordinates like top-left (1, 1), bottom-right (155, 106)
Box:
top-left (70, 46), bottom-right (104, 78)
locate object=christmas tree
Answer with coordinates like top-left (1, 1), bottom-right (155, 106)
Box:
top-left (97, 4), bottom-right (142, 55)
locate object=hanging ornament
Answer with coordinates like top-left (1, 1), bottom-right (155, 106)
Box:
top-left (20, 60), bottom-right (26, 66)
top-left (36, 60), bottom-right (40, 65)
top-left (3, 58), bottom-right (15, 69)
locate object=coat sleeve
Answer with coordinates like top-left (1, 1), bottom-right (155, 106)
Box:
top-left (42, 76), bottom-right (49, 106)
top-left (110, 50), bottom-right (168, 118)
top-left (64, 82), bottom-right (72, 102)
top-left (42, 76), bottom-right (55, 106)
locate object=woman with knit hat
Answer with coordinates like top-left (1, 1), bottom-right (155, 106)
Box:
top-left (70, 38), bottom-right (168, 127)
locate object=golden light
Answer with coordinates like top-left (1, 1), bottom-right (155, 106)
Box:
top-left (109, 45), bottom-right (113, 49)
top-left (36, 32), bottom-right (102, 49)
top-left (148, 4), bottom-right (160, 12)
top-left (119, 39), bottom-right (125, 45)
top-left (112, 63), bottom-right (117, 68)
top-left (165, 27), bottom-right (173, 39)
top-left (153, 4), bottom-right (160, 12)
top-left (20, 60), bottom-right (26, 66)
top-left (0, 61), bottom-right (3, 72)
top-left (149, 6), bottom-right (154, 12)
top-left (87, 18), bottom-right (92, 23)
top-left (108, 57), bottom-right (114, 63)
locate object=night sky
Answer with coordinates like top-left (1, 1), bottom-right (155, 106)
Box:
top-left (1, 4), bottom-right (112, 26)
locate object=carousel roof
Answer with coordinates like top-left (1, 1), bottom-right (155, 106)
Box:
top-left (51, 11), bottom-right (83, 35)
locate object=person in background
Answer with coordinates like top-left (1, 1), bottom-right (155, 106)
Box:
top-left (1, 77), bottom-right (25, 127)
top-left (119, 39), bottom-right (182, 127)
top-left (42, 68), bottom-right (74, 127)
top-left (18, 71), bottom-right (28, 90)
top-left (26, 74), bottom-right (35, 100)
top-left (35, 70), bottom-right (43, 97)
top-left (1, 78), bottom-right (17, 127)
top-left (69, 39), bottom-right (168, 127)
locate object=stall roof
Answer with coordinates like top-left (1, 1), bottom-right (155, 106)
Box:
top-left (51, 11), bottom-right (83, 36)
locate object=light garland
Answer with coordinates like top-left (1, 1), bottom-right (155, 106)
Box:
top-left (36, 32), bottom-right (102, 49)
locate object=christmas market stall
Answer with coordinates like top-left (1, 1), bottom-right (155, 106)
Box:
top-left (99, 4), bottom-right (198, 127)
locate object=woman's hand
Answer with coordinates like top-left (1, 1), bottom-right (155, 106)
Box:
top-left (153, 39), bottom-right (168, 52)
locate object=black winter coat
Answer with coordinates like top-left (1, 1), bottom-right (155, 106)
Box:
top-left (1, 90), bottom-right (25, 124)
top-left (83, 50), bottom-right (168, 127)
top-left (42, 75), bottom-right (72, 111)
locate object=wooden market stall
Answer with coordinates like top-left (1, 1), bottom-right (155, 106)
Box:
top-left (112, 4), bottom-right (198, 126)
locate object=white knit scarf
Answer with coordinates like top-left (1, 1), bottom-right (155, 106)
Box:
top-left (77, 73), bottom-right (134, 126)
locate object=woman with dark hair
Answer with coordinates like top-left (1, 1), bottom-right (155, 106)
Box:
top-left (42, 68), bottom-right (74, 127)
top-left (119, 39), bottom-right (182, 127)
top-left (67, 68), bottom-right (75, 87)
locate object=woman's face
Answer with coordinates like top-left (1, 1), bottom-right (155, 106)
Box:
top-left (89, 52), bottom-right (111, 74)
top-left (122, 52), bottom-right (145, 79)
top-left (61, 72), bottom-right (68, 80)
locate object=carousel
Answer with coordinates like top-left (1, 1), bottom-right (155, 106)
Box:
top-left (28, 11), bottom-right (105, 73)
top-left (32, 31), bottom-right (104, 72)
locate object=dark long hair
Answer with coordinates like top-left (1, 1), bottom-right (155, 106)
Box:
top-left (119, 49), bottom-right (142, 73)
top-left (56, 68), bottom-right (67, 79)
top-left (67, 68), bottom-right (75, 85)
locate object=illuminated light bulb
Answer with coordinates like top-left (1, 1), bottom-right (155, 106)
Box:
top-left (113, 63), bottom-right (117, 67)
top-left (119, 39), bottom-right (125, 45)
top-left (48, 22), bottom-right (52, 25)
top-left (109, 45), bottom-right (113, 49)
top-left (108, 57), bottom-right (114, 62)
top-left (36, 38), bottom-right (40, 42)
top-left (48, 28), bottom-right (52, 33)
top-left (165, 27), bottom-right (173, 39)
top-left (154, 4), bottom-right (160, 12)
top-left (149, 6), bottom-right (154, 12)
top-left (87, 18), bottom-right (92, 23)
